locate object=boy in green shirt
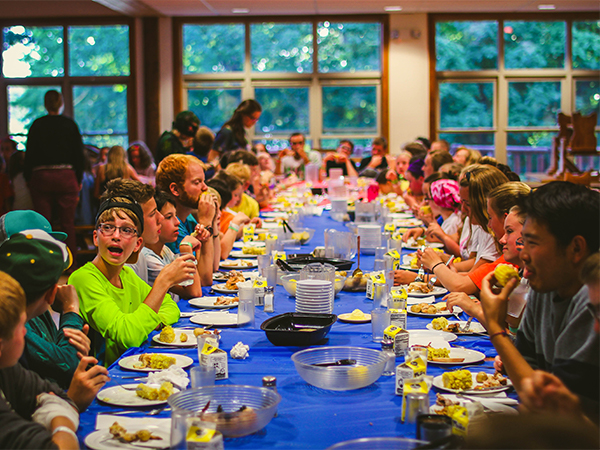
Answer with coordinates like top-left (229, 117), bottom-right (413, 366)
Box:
top-left (69, 196), bottom-right (191, 365)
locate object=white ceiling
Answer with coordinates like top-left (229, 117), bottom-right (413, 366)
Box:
top-left (1, 0), bottom-right (598, 17)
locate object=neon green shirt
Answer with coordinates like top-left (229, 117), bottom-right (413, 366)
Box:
top-left (231, 192), bottom-right (259, 219)
top-left (69, 262), bottom-right (180, 366)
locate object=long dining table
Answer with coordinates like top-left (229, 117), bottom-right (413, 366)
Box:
top-left (77, 210), bottom-right (511, 449)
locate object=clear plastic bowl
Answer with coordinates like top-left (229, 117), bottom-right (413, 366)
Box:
top-left (168, 385), bottom-right (281, 438)
top-left (281, 273), bottom-right (347, 297)
top-left (291, 346), bottom-right (387, 391)
top-left (327, 438), bottom-right (427, 450)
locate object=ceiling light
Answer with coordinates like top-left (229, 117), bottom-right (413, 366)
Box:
top-left (232, 8), bottom-right (249, 13)
top-left (537, 4), bottom-right (556, 9)
top-left (384, 6), bottom-right (403, 12)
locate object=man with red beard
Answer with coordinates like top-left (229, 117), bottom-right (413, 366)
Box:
top-left (156, 154), bottom-right (220, 286)
top-left (480, 181), bottom-right (599, 420)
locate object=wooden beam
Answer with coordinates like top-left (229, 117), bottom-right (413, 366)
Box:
top-left (92, 0), bottom-right (161, 16)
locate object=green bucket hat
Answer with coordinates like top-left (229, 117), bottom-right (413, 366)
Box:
top-left (0, 229), bottom-right (71, 298)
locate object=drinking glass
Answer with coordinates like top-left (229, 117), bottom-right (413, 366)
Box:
top-left (190, 365), bottom-right (215, 388)
top-left (371, 308), bottom-right (391, 342)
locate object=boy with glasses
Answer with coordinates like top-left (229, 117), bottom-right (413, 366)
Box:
top-left (69, 197), bottom-right (190, 365)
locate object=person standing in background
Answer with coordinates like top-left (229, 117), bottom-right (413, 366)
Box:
top-left (155, 111), bottom-right (200, 164)
top-left (24, 90), bottom-right (84, 266)
top-left (211, 99), bottom-right (262, 164)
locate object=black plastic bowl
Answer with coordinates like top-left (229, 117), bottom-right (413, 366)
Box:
top-left (261, 313), bottom-right (337, 346)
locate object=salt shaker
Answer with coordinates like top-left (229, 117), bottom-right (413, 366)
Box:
top-left (264, 286), bottom-right (274, 312)
top-left (262, 376), bottom-right (278, 417)
top-left (381, 339), bottom-right (396, 376)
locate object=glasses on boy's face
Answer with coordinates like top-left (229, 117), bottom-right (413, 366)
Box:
top-left (97, 223), bottom-right (138, 239)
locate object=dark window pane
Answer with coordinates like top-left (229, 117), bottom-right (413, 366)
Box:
top-left (68, 25), bottom-right (130, 76)
top-left (575, 80), bottom-right (600, 125)
top-left (187, 88), bottom-right (242, 132)
top-left (251, 23), bottom-right (313, 73)
top-left (255, 87), bottom-right (309, 135)
top-left (322, 86), bottom-right (377, 133)
top-left (73, 85), bottom-right (128, 141)
top-left (438, 133), bottom-right (495, 156)
top-left (435, 21), bottom-right (498, 71)
top-left (183, 24), bottom-right (244, 74)
top-left (508, 81), bottom-right (561, 127)
top-left (318, 22), bottom-right (381, 73)
top-left (8, 85), bottom-right (61, 136)
top-left (439, 82), bottom-right (494, 129)
top-left (507, 131), bottom-right (553, 175)
top-left (504, 21), bottom-right (565, 69)
top-left (573, 21), bottom-right (600, 70)
top-left (2, 25), bottom-right (64, 78)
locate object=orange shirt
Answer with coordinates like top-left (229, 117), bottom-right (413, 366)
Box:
top-left (468, 255), bottom-right (518, 290)
top-left (219, 210), bottom-right (234, 234)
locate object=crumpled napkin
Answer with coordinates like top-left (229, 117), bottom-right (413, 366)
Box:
top-left (230, 341), bottom-right (250, 359)
top-left (147, 365), bottom-right (190, 389)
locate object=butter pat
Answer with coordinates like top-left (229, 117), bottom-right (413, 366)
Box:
top-left (348, 309), bottom-right (368, 320)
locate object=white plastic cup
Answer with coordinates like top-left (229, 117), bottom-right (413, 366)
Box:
top-left (190, 365), bottom-right (215, 388)
top-left (371, 308), bottom-right (391, 342)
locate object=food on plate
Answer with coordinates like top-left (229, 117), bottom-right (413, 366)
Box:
top-left (347, 309), bottom-right (368, 320)
top-left (242, 246), bottom-right (265, 255)
top-left (291, 231), bottom-right (311, 244)
top-left (473, 371), bottom-right (508, 390)
top-left (427, 347), bottom-right (450, 360)
top-left (222, 259), bottom-right (254, 268)
top-left (180, 333), bottom-right (188, 343)
top-left (407, 281), bottom-right (434, 294)
top-left (430, 317), bottom-right (448, 330)
top-left (442, 369), bottom-right (473, 390)
top-left (135, 381), bottom-right (174, 401)
top-left (109, 421), bottom-right (163, 443)
top-left (224, 272), bottom-right (246, 290)
top-left (158, 326), bottom-right (175, 343)
top-left (215, 296), bottom-right (239, 306)
top-left (133, 353), bottom-right (176, 370)
top-left (434, 394), bottom-right (465, 417)
top-left (494, 263), bottom-right (521, 287)
top-left (193, 328), bottom-right (221, 338)
top-left (411, 303), bottom-right (438, 314)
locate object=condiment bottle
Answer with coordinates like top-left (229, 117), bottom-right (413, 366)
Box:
top-left (381, 339), bottom-right (396, 376)
top-left (262, 376), bottom-right (278, 416)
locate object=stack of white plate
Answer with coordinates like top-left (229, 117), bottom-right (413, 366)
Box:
top-left (295, 279), bottom-right (334, 314)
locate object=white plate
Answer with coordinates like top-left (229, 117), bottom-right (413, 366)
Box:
top-left (190, 312), bottom-right (238, 326)
top-left (426, 321), bottom-right (487, 335)
top-left (219, 259), bottom-right (257, 269)
top-left (394, 219), bottom-right (423, 228)
top-left (96, 384), bottom-right (180, 407)
top-left (211, 283), bottom-right (239, 294)
top-left (261, 211), bottom-right (289, 218)
top-left (403, 242), bottom-right (445, 250)
top-left (428, 348), bottom-right (486, 365)
top-left (179, 311), bottom-right (196, 318)
top-left (433, 373), bottom-right (513, 395)
top-left (232, 241), bottom-right (265, 249)
top-left (118, 354), bottom-right (193, 372)
top-left (338, 313), bottom-right (371, 323)
top-left (398, 264), bottom-right (420, 272)
top-left (389, 213), bottom-right (413, 219)
top-left (404, 286), bottom-right (448, 297)
top-left (408, 330), bottom-right (457, 346)
top-left (430, 399), bottom-right (518, 416)
top-left (189, 296), bottom-right (239, 310)
top-left (151, 329), bottom-right (197, 347)
top-left (229, 250), bottom-right (261, 259)
top-left (212, 271), bottom-right (258, 281)
top-left (85, 426), bottom-right (170, 450)
top-left (408, 303), bottom-right (462, 317)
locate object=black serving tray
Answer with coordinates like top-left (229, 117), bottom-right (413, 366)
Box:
top-left (261, 312), bottom-right (337, 346)
top-left (285, 254), bottom-right (355, 271)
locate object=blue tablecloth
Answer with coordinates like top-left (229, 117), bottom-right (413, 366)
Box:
top-left (77, 212), bottom-right (506, 449)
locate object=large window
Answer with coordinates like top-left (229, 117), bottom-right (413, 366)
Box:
top-left (1, 22), bottom-right (132, 149)
top-left (434, 16), bottom-right (600, 175)
top-left (178, 19), bottom-right (385, 153)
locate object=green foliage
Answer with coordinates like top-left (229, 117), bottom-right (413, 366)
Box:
top-left (2, 25), bottom-right (64, 77)
top-left (68, 25), bottom-right (130, 76)
top-left (573, 21), bottom-right (600, 70)
top-left (255, 87), bottom-right (309, 134)
top-left (188, 88), bottom-right (241, 131)
top-left (504, 21), bottom-right (565, 69)
top-left (439, 82), bottom-right (493, 129)
top-left (8, 85), bottom-right (60, 134)
top-left (183, 24), bottom-right (244, 73)
top-left (322, 86), bottom-right (377, 132)
top-left (435, 21), bottom-right (497, 71)
top-left (575, 80), bottom-right (599, 124)
top-left (250, 23), bottom-right (313, 73)
top-left (508, 81), bottom-right (561, 127)
top-left (317, 22), bottom-right (381, 72)
top-left (73, 85), bottom-right (128, 133)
